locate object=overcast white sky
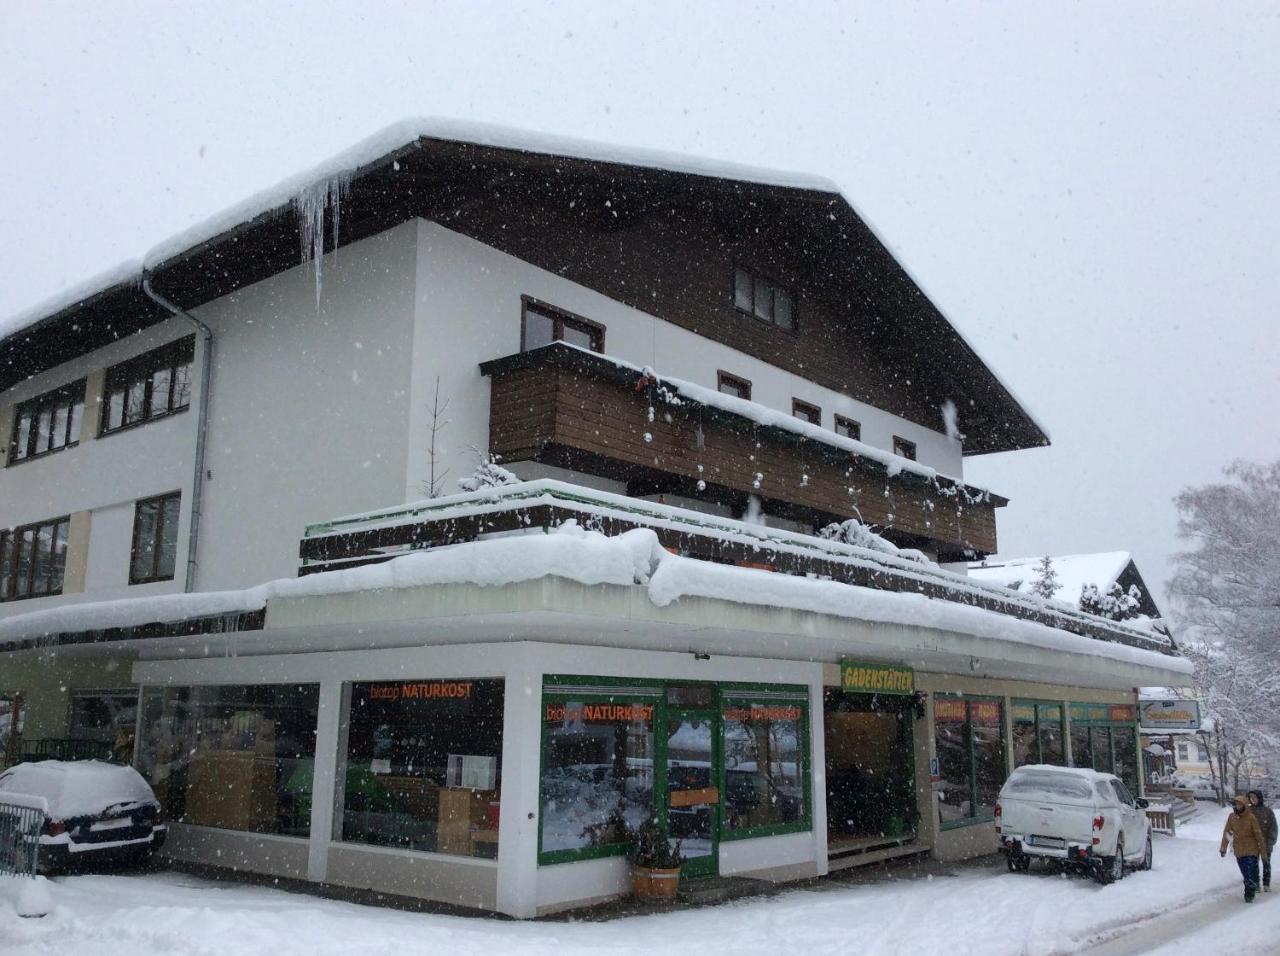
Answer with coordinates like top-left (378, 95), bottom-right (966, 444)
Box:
top-left (2, 2), bottom-right (1278, 608)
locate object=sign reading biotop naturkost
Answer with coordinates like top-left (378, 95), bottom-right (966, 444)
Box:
top-left (1139, 699), bottom-right (1202, 732)
top-left (840, 660), bottom-right (914, 695)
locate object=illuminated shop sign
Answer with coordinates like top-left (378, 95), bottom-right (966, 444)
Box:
top-left (544, 702), bottom-right (655, 723)
top-left (840, 660), bottom-right (914, 696)
top-left (933, 697), bottom-right (1000, 724)
top-left (366, 681), bottom-right (474, 702)
top-left (723, 705), bottom-right (802, 723)
top-left (1069, 702), bottom-right (1136, 724)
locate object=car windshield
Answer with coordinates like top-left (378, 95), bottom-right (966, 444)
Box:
top-left (1004, 770), bottom-right (1093, 800)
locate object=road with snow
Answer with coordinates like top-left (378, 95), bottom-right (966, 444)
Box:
top-left (1, 814), bottom-right (1269, 956)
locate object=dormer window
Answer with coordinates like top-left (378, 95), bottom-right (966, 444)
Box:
top-left (733, 267), bottom-right (794, 330)
top-left (521, 297), bottom-right (604, 353)
top-left (893, 436), bottom-right (917, 461)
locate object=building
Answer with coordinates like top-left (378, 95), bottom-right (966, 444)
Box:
top-left (0, 121), bottom-right (1189, 917)
top-left (967, 552), bottom-right (1164, 620)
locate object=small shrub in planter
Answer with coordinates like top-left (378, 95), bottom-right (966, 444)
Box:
top-left (627, 817), bottom-right (683, 900)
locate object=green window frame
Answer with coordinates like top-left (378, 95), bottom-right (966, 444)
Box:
top-left (537, 676), bottom-right (812, 866)
top-left (719, 685), bottom-right (812, 842)
top-left (935, 695), bottom-right (1006, 831)
top-left (1011, 699), bottom-right (1066, 767)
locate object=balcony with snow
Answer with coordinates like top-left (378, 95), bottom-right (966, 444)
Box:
top-left (477, 341), bottom-right (1002, 564)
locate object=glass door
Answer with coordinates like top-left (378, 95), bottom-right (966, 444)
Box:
top-left (664, 710), bottom-right (720, 878)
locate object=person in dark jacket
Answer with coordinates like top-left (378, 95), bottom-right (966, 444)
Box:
top-left (1247, 790), bottom-right (1277, 891)
top-left (1221, 793), bottom-right (1267, 901)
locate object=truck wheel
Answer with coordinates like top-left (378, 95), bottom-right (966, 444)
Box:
top-left (1096, 839), bottom-right (1125, 885)
top-left (1007, 853), bottom-right (1030, 873)
top-left (1138, 834), bottom-right (1152, 871)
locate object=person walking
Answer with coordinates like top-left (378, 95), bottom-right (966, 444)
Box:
top-left (1247, 790), bottom-right (1277, 892)
top-left (1221, 792), bottom-right (1267, 902)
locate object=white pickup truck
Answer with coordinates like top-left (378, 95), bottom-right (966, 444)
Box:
top-left (995, 764), bottom-right (1153, 884)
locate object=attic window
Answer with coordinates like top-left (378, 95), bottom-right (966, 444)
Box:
top-left (893, 437), bottom-right (917, 461)
top-left (792, 399), bottom-right (821, 425)
top-left (733, 267), bottom-right (794, 330)
top-left (834, 415), bottom-right (861, 441)
top-left (717, 371), bottom-right (752, 400)
top-left (521, 297), bottom-right (604, 353)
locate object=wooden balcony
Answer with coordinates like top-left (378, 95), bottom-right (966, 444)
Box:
top-left (479, 344), bottom-right (1005, 560)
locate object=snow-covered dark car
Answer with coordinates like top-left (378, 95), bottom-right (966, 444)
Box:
top-left (0, 760), bottom-right (166, 872)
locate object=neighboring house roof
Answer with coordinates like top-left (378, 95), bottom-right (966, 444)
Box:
top-left (0, 118), bottom-right (1048, 455)
top-left (967, 551), bottom-right (1163, 618)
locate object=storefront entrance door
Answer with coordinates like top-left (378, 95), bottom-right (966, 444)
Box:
top-left (664, 710), bottom-right (720, 878)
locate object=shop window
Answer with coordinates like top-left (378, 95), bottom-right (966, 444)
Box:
top-left (0, 515), bottom-right (70, 603)
top-left (1011, 701), bottom-right (1065, 768)
top-left (540, 688), bottom-right (657, 861)
top-left (339, 679), bottom-right (503, 858)
top-left (136, 683), bottom-right (319, 836)
top-left (130, 492), bottom-right (181, 585)
top-left (101, 336), bottom-right (194, 434)
top-left (521, 298), bottom-right (605, 353)
top-left (824, 689), bottom-right (916, 846)
top-left (8, 379), bottom-right (85, 465)
top-left (1112, 725), bottom-right (1138, 793)
top-left (70, 689), bottom-right (139, 762)
top-left (722, 694), bottom-right (808, 837)
top-left (933, 696), bottom-right (1006, 827)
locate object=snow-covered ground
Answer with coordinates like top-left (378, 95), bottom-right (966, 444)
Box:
top-left (0, 813), bottom-right (1265, 955)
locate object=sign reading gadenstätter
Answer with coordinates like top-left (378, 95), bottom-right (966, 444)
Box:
top-left (840, 660), bottom-right (914, 695)
top-left (1139, 699), bottom-right (1201, 732)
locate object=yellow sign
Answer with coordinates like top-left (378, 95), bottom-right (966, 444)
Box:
top-left (840, 660), bottom-right (914, 696)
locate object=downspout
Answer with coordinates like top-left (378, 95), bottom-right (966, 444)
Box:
top-left (141, 275), bottom-right (212, 593)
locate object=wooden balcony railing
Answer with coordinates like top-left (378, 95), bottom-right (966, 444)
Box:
top-left (479, 343), bottom-right (1004, 560)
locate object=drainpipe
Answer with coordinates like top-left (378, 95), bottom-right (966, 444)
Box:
top-left (141, 276), bottom-right (212, 594)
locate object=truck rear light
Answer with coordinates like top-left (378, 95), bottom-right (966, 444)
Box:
top-left (1092, 814), bottom-right (1105, 831)
top-left (994, 802), bottom-right (1001, 818)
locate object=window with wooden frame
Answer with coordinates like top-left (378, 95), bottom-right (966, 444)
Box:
top-left (892, 436), bottom-right (917, 461)
top-left (791, 399), bottom-right (821, 426)
top-left (717, 371), bottom-right (752, 400)
top-left (732, 267), bottom-right (795, 330)
top-left (101, 336), bottom-right (195, 435)
top-left (130, 492), bottom-right (181, 585)
top-left (520, 297), bottom-right (605, 354)
top-left (0, 516), bottom-right (70, 602)
top-left (8, 380), bottom-right (86, 465)
top-left (834, 414), bottom-right (861, 442)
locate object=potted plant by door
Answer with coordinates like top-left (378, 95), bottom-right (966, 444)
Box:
top-left (628, 817), bottom-right (683, 900)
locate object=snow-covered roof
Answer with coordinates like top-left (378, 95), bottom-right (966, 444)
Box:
top-left (0, 118), bottom-right (1049, 456)
top-left (0, 518), bottom-right (1190, 680)
top-left (967, 552), bottom-right (1134, 603)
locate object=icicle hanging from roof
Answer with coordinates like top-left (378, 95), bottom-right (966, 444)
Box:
top-left (293, 172), bottom-right (352, 308)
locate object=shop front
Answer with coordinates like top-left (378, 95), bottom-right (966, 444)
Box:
top-left (1068, 702), bottom-right (1140, 792)
top-left (824, 661), bottom-right (919, 865)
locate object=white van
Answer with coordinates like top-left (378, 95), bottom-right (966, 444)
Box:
top-left (995, 764), bottom-right (1152, 884)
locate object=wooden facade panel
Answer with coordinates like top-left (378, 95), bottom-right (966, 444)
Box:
top-left (488, 361), bottom-right (999, 555)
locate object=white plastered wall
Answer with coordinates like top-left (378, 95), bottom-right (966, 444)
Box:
top-left (406, 219), bottom-right (963, 505)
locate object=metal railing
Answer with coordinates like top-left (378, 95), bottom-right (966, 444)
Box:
top-left (0, 792), bottom-right (46, 878)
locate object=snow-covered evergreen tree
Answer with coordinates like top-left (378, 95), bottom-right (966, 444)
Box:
top-left (1028, 555), bottom-right (1061, 599)
top-left (1079, 581), bottom-right (1142, 620)
top-left (1169, 460), bottom-right (1280, 798)
top-left (457, 454), bottom-right (519, 492)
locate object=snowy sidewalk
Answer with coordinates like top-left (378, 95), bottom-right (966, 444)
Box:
top-left (0, 815), bottom-right (1254, 956)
